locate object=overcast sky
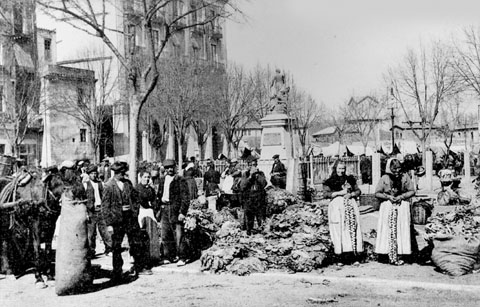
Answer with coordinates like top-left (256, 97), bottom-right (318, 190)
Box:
top-left (226, 0), bottom-right (480, 109)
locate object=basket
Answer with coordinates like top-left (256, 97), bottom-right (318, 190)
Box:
top-left (359, 194), bottom-right (380, 211)
top-left (412, 201), bottom-right (432, 225)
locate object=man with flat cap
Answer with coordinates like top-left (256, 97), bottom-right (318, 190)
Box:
top-left (156, 159), bottom-right (190, 266)
top-left (270, 154), bottom-right (287, 189)
top-left (83, 164), bottom-right (112, 258)
top-left (101, 161), bottom-right (150, 281)
top-left (243, 156), bottom-right (267, 235)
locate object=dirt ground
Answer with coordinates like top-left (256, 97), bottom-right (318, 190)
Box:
top-left (2, 256), bottom-right (480, 307)
top-left (1, 175), bottom-right (480, 307)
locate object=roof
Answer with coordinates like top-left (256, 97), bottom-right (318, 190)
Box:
top-left (43, 65), bottom-right (96, 82)
top-left (312, 126), bottom-right (337, 137)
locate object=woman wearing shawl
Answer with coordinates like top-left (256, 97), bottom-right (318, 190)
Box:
top-left (375, 158), bottom-right (415, 265)
top-left (323, 161), bottom-right (363, 264)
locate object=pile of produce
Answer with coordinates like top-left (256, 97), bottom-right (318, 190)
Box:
top-left (197, 202), bottom-right (333, 275)
top-left (265, 187), bottom-right (298, 215)
top-left (425, 205), bottom-right (480, 238)
top-left (425, 205), bottom-right (480, 276)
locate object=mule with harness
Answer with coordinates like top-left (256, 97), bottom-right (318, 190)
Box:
top-left (0, 167), bottom-right (63, 288)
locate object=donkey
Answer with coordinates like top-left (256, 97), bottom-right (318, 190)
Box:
top-left (0, 167), bottom-right (63, 288)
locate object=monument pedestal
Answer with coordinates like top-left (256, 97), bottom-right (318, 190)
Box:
top-left (260, 112), bottom-right (293, 161)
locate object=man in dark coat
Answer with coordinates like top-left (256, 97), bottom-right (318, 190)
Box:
top-left (156, 159), bottom-right (190, 266)
top-left (360, 154), bottom-right (372, 184)
top-left (203, 159), bottom-right (220, 196)
top-left (270, 154), bottom-right (287, 189)
top-left (99, 157), bottom-right (111, 182)
top-left (243, 157), bottom-right (267, 235)
top-left (101, 161), bottom-right (151, 281)
top-left (83, 165), bottom-right (112, 258)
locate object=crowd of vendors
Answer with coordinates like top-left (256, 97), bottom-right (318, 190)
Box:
top-left (2, 147), bottom-right (479, 295)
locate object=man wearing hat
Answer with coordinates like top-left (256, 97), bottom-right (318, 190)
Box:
top-left (203, 159), bottom-right (220, 197)
top-left (101, 161), bottom-right (150, 280)
top-left (156, 159), bottom-right (190, 266)
top-left (83, 164), bottom-right (112, 258)
top-left (220, 158), bottom-right (242, 207)
top-left (270, 154), bottom-right (287, 189)
top-left (243, 156), bottom-right (267, 235)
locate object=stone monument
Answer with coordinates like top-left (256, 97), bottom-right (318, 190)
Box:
top-left (260, 69), bottom-right (293, 160)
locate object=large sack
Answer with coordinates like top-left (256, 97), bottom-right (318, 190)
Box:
top-left (144, 217), bottom-right (161, 263)
top-left (431, 236), bottom-right (480, 276)
top-left (55, 197), bottom-right (92, 295)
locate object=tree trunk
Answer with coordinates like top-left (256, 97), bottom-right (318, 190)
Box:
top-left (129, 94), bottom-right (141, 185)
top-left (421, 139), bottom-right (427, 167)
top-left (177, 137), bottom-right (183, 176)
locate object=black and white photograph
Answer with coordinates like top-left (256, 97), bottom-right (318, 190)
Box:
top-left (1, 0), bottom-right (480, 306)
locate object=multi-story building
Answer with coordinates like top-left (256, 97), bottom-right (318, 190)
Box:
top-left (0, 0), bottom-right (96, 166)
top-left (112, 0), bottom-right (228, 160)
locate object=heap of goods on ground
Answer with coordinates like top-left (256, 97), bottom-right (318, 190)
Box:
top-left (185, 187), bottom-right (334, 276)
top-left (425, 199), bottom-right (480, 276)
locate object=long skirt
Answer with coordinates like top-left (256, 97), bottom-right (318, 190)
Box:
top-left (328, 196), bottom-right (363, 255)
top-left (375, 200), bottom-right (411, 259)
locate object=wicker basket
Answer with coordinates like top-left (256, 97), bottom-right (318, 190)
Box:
top-left (412, 201), bottom-right (432, 225)
top-left (359, 194), bottom-right (380, 211)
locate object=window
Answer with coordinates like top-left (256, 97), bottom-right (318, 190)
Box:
top-left (77, 87), bottom-right (85, 106)
top-left (0, 86), bottom-right (4, 113)
top-left (172, 1), bottom-right (178, 18)
top-left (19, 144), bottom-right (36, 166)
top-left (0, 144), bottom-right (4, 155)
top-left (135, 25), bottom-right (144, 47)
top-left (173, 45), bottom-right (180, 58)
top-left (13, 4), bottom-right (23, 34)
top-left (210, 44), bottom-right (218, 63)
top-left (44, 38), bottom-right (51, 61)
top-left (152, 29), bottom-right (159, 52)
top-left (191, 6), bottom-right (197, 24)
top-left (127, 25), bottom-right (136, 53)
top-left (80, 129), bottom-right (87, 143)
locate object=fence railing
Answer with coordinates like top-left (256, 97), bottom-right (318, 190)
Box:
top-left (299, 155), bottom-right (362, 185)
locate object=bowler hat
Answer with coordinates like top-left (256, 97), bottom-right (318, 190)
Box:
top-left (46, 165), bottom-right (58, 173)
top-left (86, 165), bottom-right (98, 174)
top-left (110, 161), bottom-right (125, 172)
top-left (272, 154), bottom-right (280, 159)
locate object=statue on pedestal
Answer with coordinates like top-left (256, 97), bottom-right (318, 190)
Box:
top-left (269, 69), bottom-right (290, 114)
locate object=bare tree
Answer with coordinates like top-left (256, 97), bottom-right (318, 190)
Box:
top-left (250, 64), bottom-right (272, 122)
top-left (190, 63), bottom-right (224, 159)
top-left (344, 95), bottom-right (386, 153)
top-left (153, 58), bottom-right (204, 168)
top-left (288, 85), bottom-right (324, 156)
top-left (38, 0), bottom-right (239, 183)
top-left (217, 62), bottom-right (256, 157)
top-left (387, 42), bottom-right (461, 163)
top-left (453, 26), bottom-right (480, 98)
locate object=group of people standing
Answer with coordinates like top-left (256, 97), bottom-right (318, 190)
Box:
top-left (51, 153), bottom-right (289, 282)
top-left (202, 154), bottom-right (287, 235)
top-left (52, 157), bottom-right (191, 283)
top-left (323, 158), bottom-right (416, 266)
